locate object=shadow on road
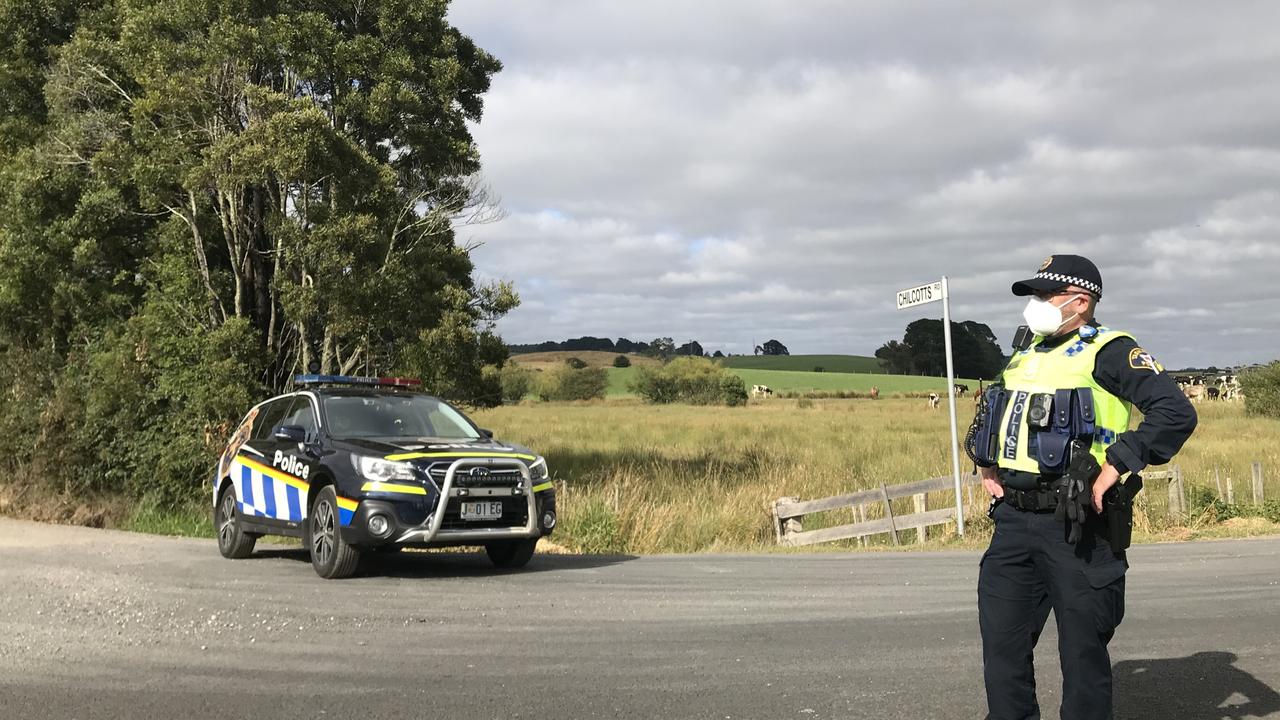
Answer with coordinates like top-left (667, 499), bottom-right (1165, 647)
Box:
top-left (251, 547), bottom-right (637, 578)
top-left (1115, 651), bottom-right (1280, 719)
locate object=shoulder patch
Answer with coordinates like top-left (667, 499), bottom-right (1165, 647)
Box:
top-left (1128, 348), bottom-right (1164, 373)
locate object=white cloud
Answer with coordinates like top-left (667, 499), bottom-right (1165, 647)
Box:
top-left (453, 1), bottom-right (1280, 367)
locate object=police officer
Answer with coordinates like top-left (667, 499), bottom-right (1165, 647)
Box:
top-left (976, 254), bottom-right (1197, 720)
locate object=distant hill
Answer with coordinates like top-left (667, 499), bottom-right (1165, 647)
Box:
top-left (719, 354), bottom-right (885, 374)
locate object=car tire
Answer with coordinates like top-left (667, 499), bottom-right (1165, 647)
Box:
top-left (309, 486), bottom-right (361, 579)
top-left (485, 538), bottom-right (538, 569)
top-left (215, 485), bottom-right (256, 559)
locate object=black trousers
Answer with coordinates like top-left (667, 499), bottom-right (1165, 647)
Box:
top-left (978, 501), bottom-right (1128, 720)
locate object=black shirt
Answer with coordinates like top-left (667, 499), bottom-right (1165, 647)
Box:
top-left (997, 321), bottom-right (1198, 490)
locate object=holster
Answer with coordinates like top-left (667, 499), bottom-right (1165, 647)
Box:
top-left (972, 385), bottom-right (1008, 466)
top-left (1103, 474), bottom-right (1144, 553)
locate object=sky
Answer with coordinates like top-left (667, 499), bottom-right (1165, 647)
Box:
top-left (447, 1), bottom-right (1280, 369)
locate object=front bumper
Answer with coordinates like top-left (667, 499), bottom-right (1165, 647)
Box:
top-left (340, 458), bottom-right (556, 547)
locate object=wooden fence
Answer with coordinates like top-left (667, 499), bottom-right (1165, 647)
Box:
top-left (772, 474), bottom-right (981, 547)
top-left (1147, 462), bottom-right (1269, 521)
top-left (774, 462), bottom-right (1269, 547)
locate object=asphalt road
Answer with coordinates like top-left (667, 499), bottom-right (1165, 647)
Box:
top-left (1, 519), bottom-right (1278, 720)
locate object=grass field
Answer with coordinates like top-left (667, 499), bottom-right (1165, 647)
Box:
top-left (600, 367), bottom-right (979, 398)
top-left (472, 399), bottom-right (1280, 554)
top-left (720, 354), bottom-right (884, 373)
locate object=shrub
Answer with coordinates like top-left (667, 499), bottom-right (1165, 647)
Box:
top-left (629, 356), bottom-right (747, 406)
top-left (613, 354), bottom-right (631, 368)
top-left (565, 356), bottom-right (587, 369)
top-left (536, 365), bottom-right (608, 401)
top-left (499, 364), bottom-right (533, 404)
top-left (1239, 362), bottom-right (1280, 418)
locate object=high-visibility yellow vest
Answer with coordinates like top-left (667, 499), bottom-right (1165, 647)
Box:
top-left (997, 327), bottom-right (1133, 473)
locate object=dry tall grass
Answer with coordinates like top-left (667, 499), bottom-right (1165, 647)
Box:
top-left (473, 398), bottom-right (1280, 554)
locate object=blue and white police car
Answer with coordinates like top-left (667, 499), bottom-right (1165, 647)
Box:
top-left (212, 375), bottom-right (556, 578)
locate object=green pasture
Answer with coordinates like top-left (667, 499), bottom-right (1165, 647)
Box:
top-left (604, 367), bottom-right (979, 397)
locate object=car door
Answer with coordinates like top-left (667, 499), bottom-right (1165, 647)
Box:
top-left (236, 396), bottom-right (292, 522)
top-left (270, 394), bottom-right (320, 524)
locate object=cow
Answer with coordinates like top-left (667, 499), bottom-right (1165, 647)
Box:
top-left (751, 384), bottom-right (774, 399)
top-left (1207, 386), bottom-right (1220, 400)
top-left (1182, 385), bottom-right (1207, 402)
top-left (954, 383), bottom-right (970, 396)
top-left (869, 386), bottom-right (880, 400)
top-left (927, 392), bottom-right (941, 409)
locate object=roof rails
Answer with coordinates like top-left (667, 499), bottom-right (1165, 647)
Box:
top-left (293, 374), bottom-right (422, 388)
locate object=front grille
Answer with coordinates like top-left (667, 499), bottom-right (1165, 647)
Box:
top-left (425, 464), bottom-right (524, 488)
top-left (439, 497), bottom-right (529, 531)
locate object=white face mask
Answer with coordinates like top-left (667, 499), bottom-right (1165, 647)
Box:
top-left (1022, 294), bottom-right (1084, 337)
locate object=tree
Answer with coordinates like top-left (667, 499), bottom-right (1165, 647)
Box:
top-left (675, 340), bottom-right (704, 357)
top-left (646, 337), bottom-right (675, 359)
top-left (0, 0), bottom-right (512, 507)
top-left (612, 355), bottom-right (631, 368)
top-left (760, 339), bottom-right (789, 356)
top-left (877, 320), bottom-right (1005, 379)
top-left (712, 350), bottom-right (725, 358)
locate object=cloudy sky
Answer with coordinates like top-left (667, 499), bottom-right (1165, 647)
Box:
top-left (448, 1), bottom-right (1280, 369)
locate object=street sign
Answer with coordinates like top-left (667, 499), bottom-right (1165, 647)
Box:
top-left (894, 276), bottom-right (966, 536)
top-left (895, 281), bottom-right (945, 311)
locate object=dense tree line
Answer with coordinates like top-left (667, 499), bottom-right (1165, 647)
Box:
top-left (509, 336), bottom-right (710, 358)
top-left (875, 320), bottom-right (1006, 380)
top-left (0, 0), bottom-right (510, 507)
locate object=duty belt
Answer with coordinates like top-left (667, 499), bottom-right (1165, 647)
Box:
top-left (1003, 485), bottom-right (1060, 512)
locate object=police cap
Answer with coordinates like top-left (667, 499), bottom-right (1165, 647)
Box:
top-left (1011, 254), bottom-right (1103, 298)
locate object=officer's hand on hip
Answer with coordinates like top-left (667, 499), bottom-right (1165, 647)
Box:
top-left (980, 465), bottom-right (1003, 498)
top-left (1092, 463), bottom-right (1121, 513)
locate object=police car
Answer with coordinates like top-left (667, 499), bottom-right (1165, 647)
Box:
top-left (211, 375), bottom-right (556, 579)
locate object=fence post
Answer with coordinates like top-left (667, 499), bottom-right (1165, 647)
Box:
top-left (1176, 466), bottom-right (1187, 518)
top-left (1215, 468), bottom-right (1224, 502)
top-left (914, 493), bottom-right (927, 545)
top-left (879, 483), bottom-right (900, 547)
top-left (1253, 462), bottom-right (1264, 504)
top-left (857, 504), bottom-right (867, 548)
top-left (771, 499), bottom-right (786, 545)
top-left (1226, 470), bottom-right (1235, 506)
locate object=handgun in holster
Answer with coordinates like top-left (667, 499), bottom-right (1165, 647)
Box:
top-left (1103, 473), bottom-right (1143, 553)
top-left (1065, 440), bottom-right (1144, 553)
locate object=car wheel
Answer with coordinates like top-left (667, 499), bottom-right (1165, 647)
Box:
top-left (485, 538), bottom-right (538, 569)
top-left (309, 486), bottom-right (361, 579)
top-left (215, 485), bottom-right (256, 559)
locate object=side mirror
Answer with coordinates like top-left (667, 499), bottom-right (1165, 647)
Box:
top-left (478, 428), bottom-right (494, 439)
top-left (273, 425), bottom-right (307, 443)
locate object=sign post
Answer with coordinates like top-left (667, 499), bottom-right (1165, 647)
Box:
top-left (895, 277), bottom-right (966, 536)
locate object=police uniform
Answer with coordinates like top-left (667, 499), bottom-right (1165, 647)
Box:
top-left (975, 255), bottom-right (1197, 720)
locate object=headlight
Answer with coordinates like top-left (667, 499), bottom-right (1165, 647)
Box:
top-left (528, 456), bottom-right (549, 481)
top-left (353, 455), bottom-right (417, 482)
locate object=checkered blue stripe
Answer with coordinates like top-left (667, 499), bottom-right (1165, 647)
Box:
top-left (1034, 272), bottom-right (1101, 295)
top-left (1096, 427), bottom-right (1117, 444)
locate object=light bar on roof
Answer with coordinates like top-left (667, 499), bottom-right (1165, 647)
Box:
top-left (294, 374), bottom-right (422, 388)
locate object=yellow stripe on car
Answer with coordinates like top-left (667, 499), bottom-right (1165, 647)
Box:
top-left (360, 481), bottom-right (428, 495)
top-left (384, 451), bottom-right (538, 462)
top-left (531, 481), bottom-right (554, 494)
top-left (237, 455), bottom-right (309, 491)
top-left (336, 496), bottom-right (359, 511)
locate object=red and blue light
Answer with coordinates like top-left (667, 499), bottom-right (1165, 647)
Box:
top-left (293, 374), bottom-right (422, 388)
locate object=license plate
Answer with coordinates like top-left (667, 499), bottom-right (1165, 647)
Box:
top-left (460, 501), bottom-right (503, 521)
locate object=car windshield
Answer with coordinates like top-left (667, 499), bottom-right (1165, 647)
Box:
top-left (322, 393), bottom-right (481, 440)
